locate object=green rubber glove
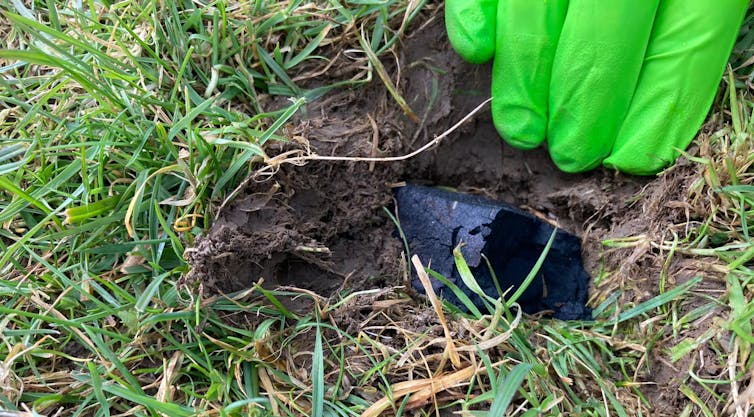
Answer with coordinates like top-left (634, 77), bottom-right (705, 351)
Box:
top-left (445, 0), bottom-right (748, 175)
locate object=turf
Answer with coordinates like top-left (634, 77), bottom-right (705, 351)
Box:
top-left (0, 1), bottom-right (753, 416)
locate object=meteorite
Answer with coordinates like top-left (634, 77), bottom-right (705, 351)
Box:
top-left (394, 184), bottom-right (591, 320)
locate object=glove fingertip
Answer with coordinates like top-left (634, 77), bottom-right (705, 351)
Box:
top-left (550, 152), bottom-right (602, 174)
top-left (546, 131), bottom-right (615, 173)
top-left (445, 1), bottom-right (496, 64)
top-left (448, 34), bottom-right (495, 64)
top-left (602, 151), bottom-right (666, 176)
top-left (492, 108), bottom-right (546, 151)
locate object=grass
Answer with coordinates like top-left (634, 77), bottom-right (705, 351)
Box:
top-left (0, 1), bottom-right (753, 416)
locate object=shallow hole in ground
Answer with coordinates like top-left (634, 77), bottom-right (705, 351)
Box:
top-left (185, 14), bottom-right (648, 302)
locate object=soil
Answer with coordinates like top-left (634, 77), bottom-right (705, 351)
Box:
top-left (184, 11), bottom-right (721, 417)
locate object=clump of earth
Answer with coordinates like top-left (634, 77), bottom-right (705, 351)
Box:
top-left (184, 13), bottom-right (715, 416)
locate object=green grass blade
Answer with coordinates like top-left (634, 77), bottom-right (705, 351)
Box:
top-left (101, 383), bottom-right (194, 416)
top-left (168, 96), bottom-right (217, 140)
top-left (64, 196), bottom-right (120, 224)
top-left (212, 97), bottom-right (305, 198)
top-left (615, 276), bottom-right (703, 323)
top-left (312, 323), bottom-right (325, 417)
top-left (86, 362), bottom-right (111, 417)
top-left (506, 228), bottom-right (556, 308)
top-left (488, 363), bottom-right (532, 416)
top-left (453, 244), bottom-right (498, 309)
top-left (426, 268), bottom-right (483, 319)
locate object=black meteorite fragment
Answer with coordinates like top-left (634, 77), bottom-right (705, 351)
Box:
top-left (393, 184), bottom-right (591, 320)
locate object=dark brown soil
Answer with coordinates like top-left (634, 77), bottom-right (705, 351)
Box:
top-left (183, 11), bottom-right (716, 417)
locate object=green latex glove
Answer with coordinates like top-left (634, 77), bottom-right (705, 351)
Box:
top-left (445, 0), bottom-right (748, 175)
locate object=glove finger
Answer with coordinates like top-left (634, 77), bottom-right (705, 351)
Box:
top-left (492, 0), bottom-right (568, 150)
top-left (547, 0), bottom-right (659, 173)
top-left (604, 0), bottom-right (748, 175)
top-left (445, 0), bottom-right (498, 64)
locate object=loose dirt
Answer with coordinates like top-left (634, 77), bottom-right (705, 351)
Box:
top-left (184, 12), bottom-right (720, 416)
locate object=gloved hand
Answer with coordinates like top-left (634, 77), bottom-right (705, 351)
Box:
top-left (445, 1), bottom-right (748, 175)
